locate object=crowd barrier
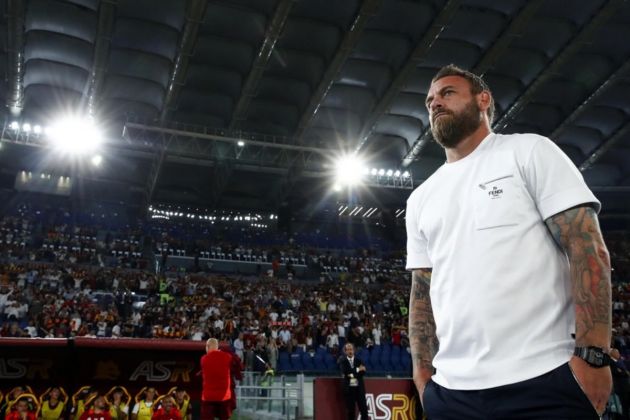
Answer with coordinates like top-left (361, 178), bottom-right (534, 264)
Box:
top-left (313, 377), bottom-right (419, 420)
top-left (0, 338), bottom-right (205, 398)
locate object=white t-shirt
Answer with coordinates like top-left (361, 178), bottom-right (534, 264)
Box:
top-left (406, 133), bottom-right (599, 390)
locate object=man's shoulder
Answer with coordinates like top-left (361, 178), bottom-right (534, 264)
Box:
top-left (491, 132), bottom-right (547, 155)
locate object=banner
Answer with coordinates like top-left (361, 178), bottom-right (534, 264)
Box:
top-left (0, 338), bottom-right (205, 398)
top-left (314, 377), bottom-right (421, 420)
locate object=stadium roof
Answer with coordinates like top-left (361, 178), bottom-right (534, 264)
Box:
top-left (0, 0), bottom-right (629, 227)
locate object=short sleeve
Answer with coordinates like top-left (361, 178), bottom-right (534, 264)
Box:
top-left (523, 136), bottom-right (600, 220)
top-left (405, 194), bottom-right (432, 270)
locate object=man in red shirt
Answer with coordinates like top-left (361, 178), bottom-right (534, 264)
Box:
top-left (200, 338), bottom-right (233, 420)
top-left (151, 397), bottom-right (181, 420)
top-left (79, 395), bottom-right (111, 420)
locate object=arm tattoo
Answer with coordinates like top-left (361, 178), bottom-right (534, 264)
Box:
top-left (545, 206), bottom-right (611, 346)
top-left (408, 268), bottom-right (437, 372)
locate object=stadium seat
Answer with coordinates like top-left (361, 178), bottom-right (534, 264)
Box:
top-left (301, 353), bottom-right (315, 371)
top-left (277, 352), bottom-right (290, 372)
top-left (325, 354), bottom-right (338, 371)
top-left (290, 352), bottom-right (303, 371)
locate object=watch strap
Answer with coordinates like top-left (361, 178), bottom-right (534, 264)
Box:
top-left (574, 346), bottom-right (611, 368)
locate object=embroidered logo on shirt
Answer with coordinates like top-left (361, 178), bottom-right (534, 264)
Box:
top-left (487, 186), bottom-right (503, 199)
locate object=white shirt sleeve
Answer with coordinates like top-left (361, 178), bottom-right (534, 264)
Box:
top-left (405, 194), bottom-right (432, 270)
top-left (522, 136), bottom-right (600, 220)
top-left (132, 404), bottom-right (140, 414)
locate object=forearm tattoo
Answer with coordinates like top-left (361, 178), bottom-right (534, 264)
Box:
top-left (545, 206), bottom-right (612, 346)
top-left (409, 268), bottom-right (437, 372)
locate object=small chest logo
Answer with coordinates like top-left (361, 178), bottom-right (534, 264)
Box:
top-left (488, 186), bottom-right (503, 199)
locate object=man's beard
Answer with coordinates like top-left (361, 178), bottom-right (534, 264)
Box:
top-left (430, 99), bottom-right (482, 149)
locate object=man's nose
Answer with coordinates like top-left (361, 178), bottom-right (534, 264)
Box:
top-left (430, 98), bottom-right (444, 113)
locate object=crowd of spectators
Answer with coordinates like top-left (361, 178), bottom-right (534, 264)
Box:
top-left (1, 194), bottom-right (630, 376)
top-left (0, 257), bottom-right (411, 373)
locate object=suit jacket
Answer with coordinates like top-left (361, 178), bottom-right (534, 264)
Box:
top-left (338, 356), bottom-right (366, 393)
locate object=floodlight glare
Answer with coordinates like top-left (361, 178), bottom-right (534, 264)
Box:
top-left (237, 140), bottom-right (245, 147)
top-left (9, 121), bottom-right (20, 131)
top-left (402, 171), bottom-right (410, 178)
top-left (370, 168), bottom-right (377, 176)
top-left (33, 125), bottom-right (42, 134)
top-left (394, 170), bottom-right (401, 177)
top-left (386, 169), bottom-right (394, 177)
top-left (333, 183), bottom-right (342, 192)
top-left (22, 123), bottom-right (31, 132)
top-left (334, 154), bottom-right (365, 186)
top-left (49, 116), bottom-right (103, 155)
top-left (378, 169), bottom-right (385, 176)
top-left (91, 154), bottom-right (103, 167)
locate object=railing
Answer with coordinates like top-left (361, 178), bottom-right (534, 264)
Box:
top-left (235, 372), bottom-right (304, 420)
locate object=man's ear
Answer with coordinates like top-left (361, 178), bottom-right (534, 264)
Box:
top-left (477, 91), bottom-right (491, 112)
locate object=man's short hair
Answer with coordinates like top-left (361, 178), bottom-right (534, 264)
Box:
top-left (432, 64), bottom-right (495, 123)
top-left (206, 338), bottom-right (219, 350)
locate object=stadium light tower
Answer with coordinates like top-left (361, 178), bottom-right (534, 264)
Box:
top-left (48, 116), bottom-right (103, 155)
top-left (333, 153), bottom-right (366, 188)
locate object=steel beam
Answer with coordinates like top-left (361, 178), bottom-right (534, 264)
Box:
top-left (159, 0), bottom-right (209, 123)
top-left (293, 0), bottom-right (383, 141)
top-left (579, 120), bottom-right (630, 171)
top-left (86, 0), bottom-right (117, 116)
top-left (355, 0), bottom-right (462, 153)
top-left (6, 0), bottom-right (26, 116)
top-left (228, 0), bottom-right (294, 129)
top-left (492, 0), bottom-right (623, 133)
top-left (550, 58), bottom-right (630, 141)
top-left (124, 122), bottom-right (331, 155)
top-left (401, 0), bottom-right (547, 166)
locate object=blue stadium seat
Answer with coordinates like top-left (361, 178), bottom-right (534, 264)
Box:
top-left (302, 352), bottom-right (315, 371)
top-left (313, 354), bottom-right (326, 371)
top-left (326, 354), bottom-right (338, 371)
top-left (278, 355), bottom-right (291, 372)
top-left (290, 352), bottom-right (303, 371)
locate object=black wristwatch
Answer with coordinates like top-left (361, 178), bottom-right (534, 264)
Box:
top-left (574, 346), bottom-right (611, 368)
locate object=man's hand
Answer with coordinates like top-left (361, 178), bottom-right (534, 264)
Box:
top-left (413, 365), bottom-right (433, 406)
top-left (569, 356), bottom-right (612, 415)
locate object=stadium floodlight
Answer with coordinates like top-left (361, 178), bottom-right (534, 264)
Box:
top-left (394, 170), bottom-right (401, 177)
top-left (33, 125), bottom-right (42, 134)
top-left (91, 155), bottom-right (103, 167)
top-left (237, 140), bottom-right (245, 147)
top-left (22, 123), bottom-right (31, 132)
top-left (370, 168), bottom-right (378, 176)
top-left (332, 183), bottom-right (342, 192)
top-left (386, 169), bottom-right (394, 177)
top-left (9, 121), bottom-right (20, 131)
top-left (378, 169), bottom-right (385, 176)
top-left (48, 116), bottom-right (103, 155)
top-left (402, 171), bottom-right (410, 178)
top-left (334, 154), bottom-right (366, 187)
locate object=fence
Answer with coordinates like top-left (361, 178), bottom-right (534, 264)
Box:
top-left (234, 372), bottom-right (304, 420)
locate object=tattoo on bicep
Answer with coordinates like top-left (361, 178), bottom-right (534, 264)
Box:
top-left (545, 206), bottom-right (611, 344)
top-left (408, 268), bottom-right (438, 370)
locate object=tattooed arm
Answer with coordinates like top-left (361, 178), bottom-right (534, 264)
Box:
top-left (408, 268), bottom-right (437, 401)
top-left (545, 205), bottom-right (612, 414)
top-left (545, 205), bottom-right (611, 347)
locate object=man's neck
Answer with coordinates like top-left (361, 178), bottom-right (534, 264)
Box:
top-left (444, 125), bottom-right (491, 163)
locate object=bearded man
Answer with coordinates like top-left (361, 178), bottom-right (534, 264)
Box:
top-left (406, 64), bottom-right (612, 419)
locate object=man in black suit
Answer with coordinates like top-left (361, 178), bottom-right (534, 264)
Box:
top-left (338, 342), bottom-right (369, 419)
